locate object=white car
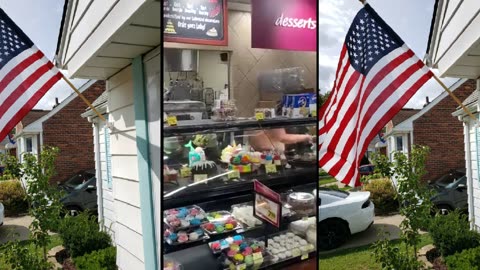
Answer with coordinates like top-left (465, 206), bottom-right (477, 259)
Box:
top-left (0, 202), bottom-right (4, 226)
top-left (318, 188), bottom-right (374, 250)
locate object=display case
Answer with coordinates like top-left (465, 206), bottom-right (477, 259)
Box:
top-left (163, 117), bottom-right (317, 270)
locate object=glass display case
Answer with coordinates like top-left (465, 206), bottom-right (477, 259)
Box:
top-left (163, 117), bottom-right (318, 270)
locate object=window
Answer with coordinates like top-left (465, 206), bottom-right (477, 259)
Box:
top-left (396, 136), bottom-right (403, 152)
top-left (26, 137), bottom-right (32, 152)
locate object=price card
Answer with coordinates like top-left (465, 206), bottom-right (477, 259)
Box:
top-left (265, 164), bottom-right (277, 174)
top-left (255, 112), bottom-right (265, 121)
top-left (193, 174), bottom-right (208, 182)
top-left (180, 167), bottom-right (192, 178)
top-left (301, 253), bottom-right (309, 260)
top-left (228, 169), bottom-right (240, 179)
top-left (167, 115), bottom-right (178, 126)
top-left (252, 252), bottom-right (263, 261)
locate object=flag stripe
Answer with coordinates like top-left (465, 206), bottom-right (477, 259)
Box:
top-left (0, 71), bottom-right (61, 142)
top-left (0, 61), bottom-right (53, 119)
top-left (0, 49), bottom-right (43, 94)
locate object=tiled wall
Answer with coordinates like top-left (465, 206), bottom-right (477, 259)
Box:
top-left (228, 10), bottom-right (317, 117)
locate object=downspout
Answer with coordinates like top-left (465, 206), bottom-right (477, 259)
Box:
top-left (465, 118), bottom-right (474, 230)
top-left (93, 120), bottom-right (104, 230)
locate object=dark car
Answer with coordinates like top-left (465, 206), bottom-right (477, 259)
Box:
top-left (428, 168), bottom-right (466, 189)
top-left (359, 164), bottom-right (375, 176)
top-left (430, 175), bottom-right (468, 215)
top-left (59, 170), bottom-right (97, 216)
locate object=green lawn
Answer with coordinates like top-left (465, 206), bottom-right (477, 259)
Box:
top-left (0, 234), bottom-right (62, 269)
top-left (319, 234), bottom-right (433, 270)
top-left (319, 176), bottom-right (337, 186)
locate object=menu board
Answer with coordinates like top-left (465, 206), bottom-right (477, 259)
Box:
top-left (163, 0), bottom-right (228, 46)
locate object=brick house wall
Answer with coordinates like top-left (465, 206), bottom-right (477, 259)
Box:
top-left (413, 79), bottom-right (476, 182)
top-left (42, 81), bottom-right (105, 184)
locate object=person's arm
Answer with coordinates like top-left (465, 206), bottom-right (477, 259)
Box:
top-left (266, 129), bottom-right (312, 145)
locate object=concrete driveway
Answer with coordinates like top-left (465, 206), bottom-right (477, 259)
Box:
top-left (319, 214), bottom-right (408, 255)
top-left (0, 215), bottom-right (33, 245)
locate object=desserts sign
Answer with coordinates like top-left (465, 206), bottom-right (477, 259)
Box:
top-left (163, 0), bottom-right (227, 46)
top-left (253, 180), bottom-right (282, 228)
top-left (251, 0), bottom-right (316, 51)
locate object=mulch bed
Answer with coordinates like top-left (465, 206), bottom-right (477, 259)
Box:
top-left (427, 247), bottom-right (447, 270)
top-left (62, 258), bottom-right (76, 270)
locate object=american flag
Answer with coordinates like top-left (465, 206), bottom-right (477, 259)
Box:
top-left (318, 4), bottom-right (433, 187)
top-left (0, 9), bottom-right (62, 142)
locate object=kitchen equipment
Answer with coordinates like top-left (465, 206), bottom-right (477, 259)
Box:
top-left (170, 80), bottom-right (193, 100)
top-left (164, 49), bottom-right (198, 72)
top-left (287, 192), bottom-right (315, 216)
top-left (164, 101), bottom-right (207, 120)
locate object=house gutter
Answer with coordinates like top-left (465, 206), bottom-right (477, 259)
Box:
top-left (465, 118), bottom-right (475, 230)
top-left (93, 121), bottom-right (104, 230)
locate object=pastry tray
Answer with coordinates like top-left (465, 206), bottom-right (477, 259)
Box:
top-left (164, 228), bottom-right (210, 246)
top-left (163, 205), bottom-right (209, 232)
top-left (230, 202), bottom-right (296, 229)
top-left (208, 235), bottom-right (245, 255)
top-left (260, 230), bottom-right (315, 265)
top-left (219, 238), bottom-right (271, 269)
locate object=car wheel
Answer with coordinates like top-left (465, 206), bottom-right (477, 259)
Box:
top-left (65, 206), bottom-right (82, 217)
top-left (318, 219), bottom-right (350, 250)
top-left (435, 204), bottom-right (453, 215)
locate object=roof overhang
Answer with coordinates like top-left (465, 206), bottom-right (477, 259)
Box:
top-left (56, 0), bottom-right (160, 79)
top-left (427, 0), bottom-right (480, 78)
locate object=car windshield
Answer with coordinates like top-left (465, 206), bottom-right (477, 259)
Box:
top-left (445, 176), bottom-right (466, 189)
top-left (74, 177), bottom-right (95, 191)
top-left (65, 172), bottom-right (94, 188)
top-left (319, 189), bottom-right (349, 199)
top-left (436, 172), bottom-right (460, 186)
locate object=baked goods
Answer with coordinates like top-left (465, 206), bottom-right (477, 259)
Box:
top-left (164, 206), bottom-right (208, 231)
top-left (164, 227), bottom-right (209, 245)
top-left (220, 239), bottom-right (265, 268)
top-left (212, 99), bottom-right (236, 121)
top-left (231, 204), bottom-right (263, 228)
top-left (265, 231), bottom-right (314, 262)
top-left (191, 160), bottom-right (217, 177)
top-left (208, 235), bottom-right (244, 254)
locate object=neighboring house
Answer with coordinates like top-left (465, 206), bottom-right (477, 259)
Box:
top-left (427, 0), bottom-right (480, 229)
top-left (55, 1), bottom-right (160, 269)
top-left (384, 108), bottom-right (420, 157)
top-left (14, 80), bottom-right (104, 184)
top-left (10, 109), bottom-right (50, 159)
top-left (385, 79), bottom-right (475, 182)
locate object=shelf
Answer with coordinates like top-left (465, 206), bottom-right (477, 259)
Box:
top-left (163, 166), bottom-right (317, 209)
top-left (163, 117), bottom-right (317, 136)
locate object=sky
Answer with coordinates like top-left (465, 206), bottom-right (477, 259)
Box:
top-left (0, 0), bottom-right (87, 110)
top-left (318, 0), bottom-right (458, 109)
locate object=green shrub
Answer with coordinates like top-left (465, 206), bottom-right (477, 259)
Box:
top-left (429, 210), bottom-right (480, 257)
top-left (363, 178), bottom-right (399, 215)
top-left (445, 246), bottom-right (480, 270)
top-left (59, 212), bottom-right (112, 257)
top-left (3, 240), bottom-right (53, 270)
top-left (74, 247), bottom-right (116, 270)
top-left (0, 180), bottom-right (28, 216)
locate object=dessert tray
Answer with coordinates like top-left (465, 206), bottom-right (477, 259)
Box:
top-left (202, 211), bottom-right (243, 235)
top-left (164, 227), bottom-right (210, 246)
top-left (163, 205), bottom-right (209, 232)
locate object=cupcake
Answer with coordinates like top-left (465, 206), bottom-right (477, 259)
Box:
top-left (211, 242), bottom-right (221, 251)
top-left (177, 234), bottom-right (188, 243)
top-left (189, 232), bottom-right (199, 241)
top-left (242, 247), bottom-right (253, 256)
top-left (195, 229), bottom-right (204, 236)
top-left (271, 255), bottom-right (279, 263)
top-left (176, 212), bottom-right (186, 219)
top-left (225, 223), bottom-right (234, 230)
top-left (204, 223), bottom-right (215, 231)
top-left (166, 215), bottom-right (177, 222)
top-left (233, 254), bottom-right (244, 263)
top-left (168, 232), bottom-right (178, 242)
top-left (230, 244), bottom-right (240, 252)
top-left (285, 250), bottom-right (292, 257)
top-left (190, 218), bottom-right (201, 226)
top-left (227, 250), bottom-right (237, 258)
top-left (169, 219), bottom-right (180, 227)
top-left (239, 243), bottom-right (248, 251)
top-left (233, 235), bottom-right (243, 242)
top-left (195, 214), bottom-right (205, 220)
top-left (245, 255), bottom-right (253, 266)
top-left (185, 215), bottom-right (194, 222)
top-left (225, 237), bottom-right (234, 244)
top-left (278, 253), bottom-right (286, 260)
top-left (180, 220), bottom-right (190, 227)
top-left (190, 208), bottom-right (200, 216)
top-left (215, 225), bottom-right (225, 233)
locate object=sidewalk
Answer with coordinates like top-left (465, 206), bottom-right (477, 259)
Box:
top-left (0, 215), bottom-right (33, 245)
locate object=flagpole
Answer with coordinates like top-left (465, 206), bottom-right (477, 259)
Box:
top-left (60, 74), bottom-right (107, 123)
top-left (357, 0), bottom-right (478, 123)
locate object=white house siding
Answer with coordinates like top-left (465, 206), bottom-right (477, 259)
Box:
top-left (107, 66), bottom-right (144, 269)
top-left (464, 116), bottom-right (480, 231)
top-left (429, 0), bottom-right (480, 77)
top-left (96, 120), bottom-right (117, 237)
